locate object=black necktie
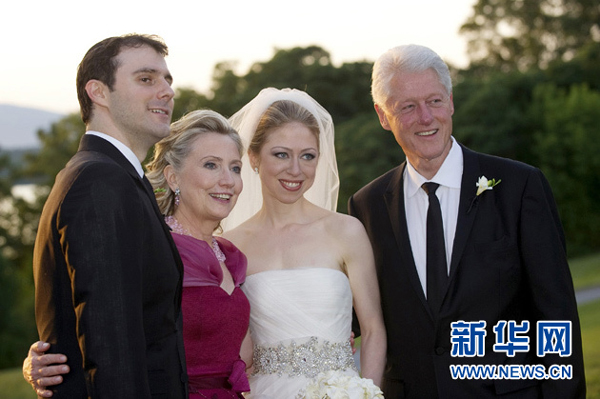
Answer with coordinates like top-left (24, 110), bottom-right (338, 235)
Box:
top-left (422, 182), bottom-right (447, 313)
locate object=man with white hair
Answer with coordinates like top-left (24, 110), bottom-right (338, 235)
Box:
top-left (349, 44), bottom-right (585, 398)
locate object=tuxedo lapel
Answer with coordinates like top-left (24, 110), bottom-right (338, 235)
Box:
top-left (80, 135), bottom-right (165, 229)
top-left (78, 134), bottom-right (139, 175)
top-left (448, 145), bottom-right (481, 280)
top-left (141, 175), bottom-right (166, 225)
top-left (79, 134), bottom-right (184, 285)
top-left (384, 162), bottom-right (433, 319)
top-left (140, 174), bottom-right (184, 284)
top-left (80, 135), bottom-right (164, 224)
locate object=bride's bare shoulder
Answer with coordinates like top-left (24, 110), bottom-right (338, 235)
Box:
top-left (323, 211), bottom-right (365, 232)
top-left (312, 211), bottom-right (367, 249)
top-left (222, 218), bottom-right (259, 246)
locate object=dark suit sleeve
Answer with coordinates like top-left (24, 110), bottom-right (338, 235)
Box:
top-left (519, 168), bottom-right (586, 398)
top-left (58, 163), bottom-right (152, 396)
top-left (347, 195), bottom-right (360, 220)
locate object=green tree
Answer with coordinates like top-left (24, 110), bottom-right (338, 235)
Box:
top-left (208, 46), bottom-right (375, 125)
top-left (244, 46), bottom-right (334, 93)
top-left (0, 252), bottom-right (36, 368)
top-left (209, 61), bottom-right (253, 117)
top-left (0, 150), bottom-right (38, 369)
top-left (0, 150), bottom-right (15, 256)
top-left (460, 0), bottom-right (600, 73)
top-left (0, 147), bottom-right (40, 270)
top-left (23, 114), bottom-right (85, 187)
top-left (335, 113), bottom-right (404, 212)
top-left (207, 46), bottom-right (338, 118)
top-left (173, 87), bottom-right (212, 121)
top-left (545, 41), bottom-right (600, 90)
top-left (452, 68), bottom-right (544, 164)
top-left (531, 83), bottom-right (600, 255)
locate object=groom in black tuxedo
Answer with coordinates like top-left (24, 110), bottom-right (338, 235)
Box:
top-left (349, 44), bottom-right (585, 398)
top-left (33, 35), bottom-right (187, 398)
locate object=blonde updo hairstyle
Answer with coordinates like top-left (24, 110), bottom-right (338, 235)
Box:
top-left (249, 100), bottom-right (320, 158)
top-left (146, 109), bottom-right (243, 217)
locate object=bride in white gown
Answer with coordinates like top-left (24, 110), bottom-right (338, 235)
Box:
top-left (222, 88), bottom-right (386, 398)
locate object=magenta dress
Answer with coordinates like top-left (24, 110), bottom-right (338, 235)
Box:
top-left (171, 232), bottom-right (251, 399)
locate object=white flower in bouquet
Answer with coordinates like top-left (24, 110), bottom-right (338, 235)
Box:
top-left (296, 370), bottom-right (384, 398)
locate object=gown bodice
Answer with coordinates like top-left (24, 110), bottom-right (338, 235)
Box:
top-left (242, 268), bottom-right (360, 398)
top-left (243, 267), bottom-right (353, 345)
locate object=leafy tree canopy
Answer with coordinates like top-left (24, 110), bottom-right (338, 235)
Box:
top-left (460, 0), bottom-right (600, 73)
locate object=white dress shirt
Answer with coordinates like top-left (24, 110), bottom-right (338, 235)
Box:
top-left (85, 131), bottom-right (144, 178)
top-left (404, 137), bottom-right (463, 297)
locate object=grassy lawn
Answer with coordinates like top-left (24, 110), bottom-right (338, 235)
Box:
top-left (1, 253), bottom-right (599, 398)
top-left (571, 252), bottom-right (600, 398)
top-left (570, 252), bottom-right (600, 290)
top-left (0, 368), bottom-right (34, 399)
top-left (579, 299), bottom-right (600, 398)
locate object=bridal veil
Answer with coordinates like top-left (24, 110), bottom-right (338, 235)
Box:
top-left (221, 88), bottom-right (340, 231)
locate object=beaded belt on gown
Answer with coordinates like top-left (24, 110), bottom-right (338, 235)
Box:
top-left (252, 336), bottom-right (357, 378)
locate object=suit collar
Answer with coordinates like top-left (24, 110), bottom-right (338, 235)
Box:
top-left (78, 134), bottom-right (164, 230)
top-left (85, 131), bottom-right (144, 178)
top-left (78, 134), bottom-right (141, 180)
top-left (404, 137), bottom-right (463, 195)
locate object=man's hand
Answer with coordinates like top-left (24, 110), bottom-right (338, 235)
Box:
top-left (23, 341), bottom-right (69, 398)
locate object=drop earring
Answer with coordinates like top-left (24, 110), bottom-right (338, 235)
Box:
top-left (174, 188), bottom-right (181, 207)
top-left (254, 167), bottom-right (259, 174)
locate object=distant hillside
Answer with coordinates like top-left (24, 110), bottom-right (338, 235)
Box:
top-left (0, 104), bottom-right (65, 150)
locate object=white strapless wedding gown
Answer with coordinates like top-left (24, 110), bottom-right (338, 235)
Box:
top-left (242, 268), bottom-right (364, 399)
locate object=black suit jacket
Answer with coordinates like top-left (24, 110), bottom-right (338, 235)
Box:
top-left (349, 143), bottom-right (585, 398)
top-left (34, 134), bottom-right (187, 398)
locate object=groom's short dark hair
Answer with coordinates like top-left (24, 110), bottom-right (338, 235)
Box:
top-left (76, 34), bottom-right (168, 124)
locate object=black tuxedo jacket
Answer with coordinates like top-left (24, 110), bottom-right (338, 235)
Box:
top-left (349, 143), bottom-right (585, 398)
top-left (33, 134), bottom-right (187, 398)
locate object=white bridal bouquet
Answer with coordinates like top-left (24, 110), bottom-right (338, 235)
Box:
top-left (296, 370), bottom-right (384, 399)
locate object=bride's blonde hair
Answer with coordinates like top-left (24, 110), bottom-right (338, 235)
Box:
top-left (249, 100), bottom-right (321, 156)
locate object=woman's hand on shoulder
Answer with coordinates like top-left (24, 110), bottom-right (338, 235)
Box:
top-left (23, 341), bottom-right (69, 398)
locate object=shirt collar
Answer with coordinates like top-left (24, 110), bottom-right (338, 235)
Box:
top-left (85, 131), bottom-right (145, 178)
top-left (405, 136), bottom-right (463, 197)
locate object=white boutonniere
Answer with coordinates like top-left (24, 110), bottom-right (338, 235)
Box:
top-left (476, 176), bottom-right (501, 196)
top-left (468, 176), bottom-right (501, 214)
